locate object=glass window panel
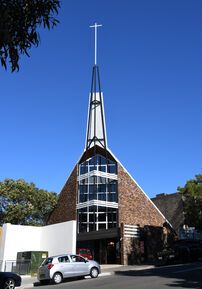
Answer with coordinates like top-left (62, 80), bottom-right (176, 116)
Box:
top-left (79, 208), bottom-right (87, 213)
top-left (98, 193), bottom-right (106, 201)
top-left (79, 194), bottom-right (82, 202)
top-left (108, 165), bottom-right (117, 174)
top-left (100, 156), bottom-right (107, 165)
top-left (108, 184), bottom-right (117, 192)
top-left (89, 194), bottom-right (95, 200)
top-left (80, 166), bottom-right (88, 175)
top-left (89, 176), bottom-right (96, 184)
top-left (98, 206), bottom-right (106, 212)
top-left (89, 165), bottom-right (96, 172)
top-left (96, 155), bottom-right (101, 165)
top-left (79, 223), bottom-right (87, 233)
top-left (108, 159), bottom-right (115, 165)
top-left (79, 194), bottom-right (87, 202)
top-left (98, 213), bottom-right (106, 222)
top-left (97, 177), bottom-right (106, 184)
top-left (89, 185), bottom-right (97, 194)
top-left (99, 223), bottom-right (106, 230)
top-left (113, 213), bottom-right (117, 222)
top-left (97, 155), bottom-right (101, 165)
top-left (98, 184), bottom-right (106, 193)
top-left (89, 206), bottom-right (96, 212)
top-left (79, 213), bottom-right (87, 222)
top-left (108, 193), bottom-right (117, 202)
top-left (89, 156), bottom-right (96, 165)
top-left (108, 223), bottom-right (116, 229)
top-left (108, 209), bottom-right (117, 222)
top-left (89, 223), bottom-right (96, 232)
top-left (79, 185), bottom-right (88, 194)
top-left (98, 165), bottom-right (106, 172)
top-left (89, 214), bottom-right (95, 222)
top-left (81, 178), bottom-right (88, 185)
top-left (109, 180), bottom-right (117, 184)
top-left (108, 212), bottom-right (113, 222)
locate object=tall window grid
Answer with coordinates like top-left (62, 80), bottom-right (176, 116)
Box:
top-left (77, 154), bottom-right (118, 233)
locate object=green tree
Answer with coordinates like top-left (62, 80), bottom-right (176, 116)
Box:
top-left (0, 0), bottom-right (60, 72)
top-left (0, 178), bottom-right (58, 226)
top-left (178, 174), bottom-right (202, 230)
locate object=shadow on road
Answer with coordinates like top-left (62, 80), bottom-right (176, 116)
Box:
top-left (33, 276), bottom-right (85, 287)
top-left (114, 262), bottom-right (202, 289)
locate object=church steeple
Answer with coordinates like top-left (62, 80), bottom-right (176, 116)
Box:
top-left (85, 23), bottom-right (107, 151)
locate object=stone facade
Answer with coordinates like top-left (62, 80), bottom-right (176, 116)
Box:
top-left (151, 193), bottom-right (184, 234)
top-left (47, 165), bottom-right (77, 225)
top-left (118, 163), bottom-right (165, 227)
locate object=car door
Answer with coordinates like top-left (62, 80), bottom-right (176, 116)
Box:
top-left (57, 255), bottom-right (74, 278)
top-left (70, 255), bottom-right (89, 276)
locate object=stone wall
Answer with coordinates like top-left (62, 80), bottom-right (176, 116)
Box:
top-left (118, 163), bottom-right (165, 227)
top-left (152, 193), bottom-right (184, 234)
top-left (47, 165), bottom-right (78, 224)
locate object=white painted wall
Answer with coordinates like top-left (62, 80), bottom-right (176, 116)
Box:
top-left (0, 221), bottom-right (76, 272)
top-left (41, 221), bottom-right (76, 256)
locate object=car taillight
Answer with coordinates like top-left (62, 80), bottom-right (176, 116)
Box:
top-left (47, 264), bottom-right (54, 270)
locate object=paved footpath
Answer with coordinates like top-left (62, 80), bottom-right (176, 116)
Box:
top-left (20, 264), bottom-right (155, 288)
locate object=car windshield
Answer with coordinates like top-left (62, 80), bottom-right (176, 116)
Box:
top-left (42, 257), bottom-right (53, 266)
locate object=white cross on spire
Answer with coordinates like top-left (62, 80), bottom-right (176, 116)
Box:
top-left (90, 22), bottom-right (102, 65)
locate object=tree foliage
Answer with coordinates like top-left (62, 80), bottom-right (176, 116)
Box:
top-left (0, 178), bottom-right (58, 226)
top-left (0, 0), bottom-right (60, 72)
top-left (178, 174), bottom-right (202, 230)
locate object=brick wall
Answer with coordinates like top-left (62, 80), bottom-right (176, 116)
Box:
top-left (118, 163), bottom-right (165, 227)
top-left (47, 165), bottom-right (78, 225)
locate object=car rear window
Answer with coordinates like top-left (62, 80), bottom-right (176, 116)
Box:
top-left (42, 257), bottom-right (53, 266)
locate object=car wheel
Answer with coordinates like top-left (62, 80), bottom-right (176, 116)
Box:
top-left (53, 272), bottom-right (63, 284)
top-left (4, 278), bottom-right (15, 289)
top-left (90, 267), bottom-right (99, 278)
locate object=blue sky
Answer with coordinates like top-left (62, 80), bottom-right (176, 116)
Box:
top-left (0, 0), bottom-right (201, 198)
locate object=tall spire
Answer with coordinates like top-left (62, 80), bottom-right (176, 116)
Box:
top-left (85, 23), bottom-right (107, 151)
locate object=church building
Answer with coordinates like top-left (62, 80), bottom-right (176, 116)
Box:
top-left (47, 24), bottom-right (168, 265)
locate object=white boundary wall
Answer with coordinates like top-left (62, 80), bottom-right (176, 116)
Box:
top-left (0, 221), bottom-right (76, 271)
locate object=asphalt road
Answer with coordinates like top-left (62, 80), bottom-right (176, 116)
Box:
top-left (25, 261), bottom-right (202, 289)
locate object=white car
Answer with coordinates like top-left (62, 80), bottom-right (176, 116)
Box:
top-left (37, 254), bottom-right (101, 284)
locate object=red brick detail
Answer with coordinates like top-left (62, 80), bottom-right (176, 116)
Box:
top-left (47, 165), bottom-right (78, 224)
top-left (118, 163), bottom-right (165, 227)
